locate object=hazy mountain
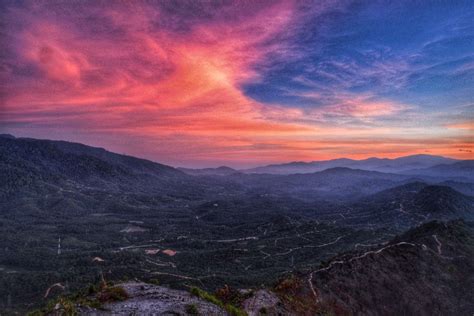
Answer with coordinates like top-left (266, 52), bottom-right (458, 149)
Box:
top-left (178, 166), bottom-right (239, 176)
top-left (243, 158), bottom-right (355, 174)
top-left (243, 154), bottom-right (459, 174)
top-left (1, 135), bottom-right (469, 212)
top-left (403, 160), bottom-right (474, 181)
top-left (230, 167), bottom-right (421, 201)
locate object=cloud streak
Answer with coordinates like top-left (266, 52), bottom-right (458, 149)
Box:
top-left (0, 1), bottom-right (472, 167)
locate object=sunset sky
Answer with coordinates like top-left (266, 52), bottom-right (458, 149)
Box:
top-left (1, 1), bottom-right (473, 167)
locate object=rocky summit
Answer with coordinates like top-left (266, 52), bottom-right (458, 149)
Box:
top-left (77, 282), bottom-right (226, 315)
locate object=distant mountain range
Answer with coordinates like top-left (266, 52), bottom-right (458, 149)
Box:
top-left (401, 160), bottom-right (474, 180)
top-left (228, 167), bottom-right (419, 201)
top-left (178, 166), bottom-right (239, 176)
top-left (241, 154), bottom-right (468, 175)
top-left (176, 153), bottom-right (473, 182)
top-left (2, 134), bottom-right (472, 204)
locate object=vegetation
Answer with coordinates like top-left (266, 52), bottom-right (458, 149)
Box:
top-left (190, 287), bottom-right (247, 316)
top-left (25, 281), bottom-right (127, 316)
top-left (185, 303), bottom-right (199, 315)
top-left (96, 286), bottom-right (128, 303)
top-left (215, 285), bottom-right (253, 306)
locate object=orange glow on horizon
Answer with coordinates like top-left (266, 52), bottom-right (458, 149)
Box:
top-left (1, 1), bottom-right (472, 167)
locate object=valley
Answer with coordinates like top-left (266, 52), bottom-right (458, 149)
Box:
top-left (0, 135), bottom-right (473, 314)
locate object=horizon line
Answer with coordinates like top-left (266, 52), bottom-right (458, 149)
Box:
top-left (2, 133), bottom-right (469, 170)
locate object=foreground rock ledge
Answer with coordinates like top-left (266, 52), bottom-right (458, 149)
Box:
top-left (78, 282), bottom-right (227, 315)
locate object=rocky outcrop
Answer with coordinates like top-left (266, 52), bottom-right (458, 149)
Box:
top-left (78, 282), bottom-right (226, 315)
top-left (242, 289), bottom-right (288, 316)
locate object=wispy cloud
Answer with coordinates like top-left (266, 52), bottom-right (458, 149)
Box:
top-left (1, 0), bottom-right (472, 167)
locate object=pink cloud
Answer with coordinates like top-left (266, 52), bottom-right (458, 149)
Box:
top-left (1, 1), bottom-right (471, 166)
top-left (317, 96), bottom-right (408, 119)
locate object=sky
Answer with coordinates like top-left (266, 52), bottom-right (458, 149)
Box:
top-left (1, 0), bottom-right (473, 168)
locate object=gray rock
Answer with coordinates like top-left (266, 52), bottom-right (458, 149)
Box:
top-left (242, 289), bottom-right (289, 316)
top-left (79, 282), bottom-right (227, 315)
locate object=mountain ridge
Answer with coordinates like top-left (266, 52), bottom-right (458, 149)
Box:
top-left (274, 220), bottom-right (474, 315)
top-left (178, 166), bottom-right (239, 176)
top-left (340, 182), bottom-right (474, 229)
top-left (1, 134), bottom-right (466, 175)
top-left (241, 154), bottom-right (460, 175)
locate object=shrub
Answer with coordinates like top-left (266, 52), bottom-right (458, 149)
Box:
top-left (27, 297), bottom-right (77, 316)
top-left (189, 287), bottom-right (247, 316)
top-left (87, 283), bottom-right (98, 295)
top-left (148, 278), bottom-right (160, 285)
top-left (215, 285), bottom-right (250, 306)
top-left (97, 286), bottom-right (128, 303)
top-left (185, 303), bottom-right (199, 315)
top-left (225, 303), bottom-right (247, 316)
top-left (274, 275), bottom-right (301, 293)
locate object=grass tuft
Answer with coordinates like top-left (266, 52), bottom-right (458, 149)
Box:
top-left (190, 286), bottom-right (247, 316)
